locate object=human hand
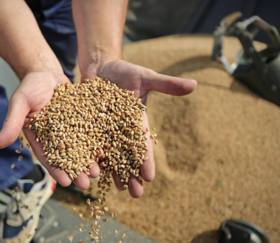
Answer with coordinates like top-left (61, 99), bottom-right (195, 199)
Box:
top-left (0, 72), bottom-right (101, 190)
top-left (82, 59), bottom-right (197, 197)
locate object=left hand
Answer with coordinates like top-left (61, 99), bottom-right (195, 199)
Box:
top-left (82, 59), bottom-right (197, 198)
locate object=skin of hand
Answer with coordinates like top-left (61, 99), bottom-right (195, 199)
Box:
top-left (81, 59), bottom-right (197, 198)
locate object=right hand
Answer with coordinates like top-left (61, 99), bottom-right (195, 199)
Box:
top-left (82, 59), bottom-right (197, 198)
top-left (0, 72), bottom-right (100, 190)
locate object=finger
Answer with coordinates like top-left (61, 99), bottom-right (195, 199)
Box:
top-left (140, 112), bottom-right (155, 182)
top-left (87, 149), bottom-right (103, 178)
top-left (0, 91), bottom-right (29, 149)
top-left (128, 175), bottom-right (143, 198)
top-left (143, 69), bottom-right (197, 96)
top-left (72, 172), bottom-right (90, 190)
top-left (23, 124), bottom-right (72, 187)
top-left (112, 173), bottom-right (143, 198)
top-left (89, 161), bottom-right (100, 178)
top-left (112, 173), bottom-right (125, 191)
top-left (25, 123), bottom-right (93, 190)
top-left (97, 151), bottom-right (104, 159)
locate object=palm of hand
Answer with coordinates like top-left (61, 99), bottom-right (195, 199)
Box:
top-left (97, 60), bottom-right (149, 100)
top-left (17, 72), bottom-right (90, 189)
top-left (101, 60), bottom-right (154, 197)
top-left (21, 72), bottom-right (102, 190)
top-left (0, 72), bottom-right (74, 186)
top-left (20, 72), bottom-right (70, 117)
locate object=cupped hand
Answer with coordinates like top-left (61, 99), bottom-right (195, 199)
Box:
top-left (82, 59), bottom-right (197, 198)
top-left (0, 72), bottom-right (100, 190)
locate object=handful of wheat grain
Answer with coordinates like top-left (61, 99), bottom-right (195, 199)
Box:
top-left (30, 77), bottom-right (149, 189)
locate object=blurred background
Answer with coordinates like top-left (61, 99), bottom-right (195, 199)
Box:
top-left (125, 0), bottom-right (280, 43)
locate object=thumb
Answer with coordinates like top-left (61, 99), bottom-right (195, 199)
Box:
top-left (0, 92), bottom-right (29, 149)
top-left (143, 69), bottom-right (197, 96)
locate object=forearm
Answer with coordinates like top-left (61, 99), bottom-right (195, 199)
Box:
top-left (0, 0), bottom-right (63, 80)
top-left (72, 0), bottom-right (128, 74)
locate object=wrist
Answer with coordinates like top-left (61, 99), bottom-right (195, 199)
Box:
top-left (79, 45), bottom-right (121, 79)
top-left (22, 53), bottom-right (63, 80)
top-left (22, 71), bottom-right (70, 90)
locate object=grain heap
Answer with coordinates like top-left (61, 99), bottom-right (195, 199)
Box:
top-left (30, 77), bottom-right (149, 188)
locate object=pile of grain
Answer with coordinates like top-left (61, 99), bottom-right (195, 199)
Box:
top-left (58, 36), bottom-right (280, 243)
